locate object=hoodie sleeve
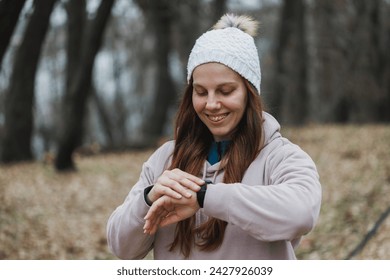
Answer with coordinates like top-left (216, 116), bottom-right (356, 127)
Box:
top-left (203, 138), bottom-right (322, 242)
top-left (106, 142), bottom-right (173, 259)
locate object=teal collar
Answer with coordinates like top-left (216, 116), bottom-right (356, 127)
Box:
top-left (207, 140), bottom-right (231, 165)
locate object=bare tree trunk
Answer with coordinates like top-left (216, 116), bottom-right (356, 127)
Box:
top-left (64, 0), bottom-right (85, 92)
top-left (135, 0), bottom-right (176, 145)
top-left (346, 0), bottom-right (386, 122)
top-left (306, 0), bottom-right (348, 123)
top-left (384, 3), bottom-right (390, 121)
top-left (90, 85), bottom-right (115, 147)
top-left (0, 0), bottom-right (57, 163)
top-left (110, 48), bottom-right (128, 148)
top-left (55, 0), bottom-right (115, 171)
top-left (171, 0), bottom-right (202, 71)
top-left (275, 0), bottom-right (307, 125)
top-left (0, 0), bottom-right (26, 67)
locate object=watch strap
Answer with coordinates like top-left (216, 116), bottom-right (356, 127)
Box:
top-left (197, 181), bottom-right (210, 208)
top-left (144, 185), bottom-right (154, 206)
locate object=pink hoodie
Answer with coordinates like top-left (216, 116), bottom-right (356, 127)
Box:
top-left (106, 112), bottom-right (321, 259)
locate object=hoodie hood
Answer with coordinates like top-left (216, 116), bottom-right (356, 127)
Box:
top-left (262, 112), bottom-right (282, 147)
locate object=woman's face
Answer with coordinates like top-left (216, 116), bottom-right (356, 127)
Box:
top-left (192, 62), bottom-right (248, 142)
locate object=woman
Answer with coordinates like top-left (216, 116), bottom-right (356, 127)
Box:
top-left (107, 14), bottom-right (321, 260)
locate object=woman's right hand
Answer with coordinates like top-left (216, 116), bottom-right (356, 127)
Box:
top-left (147, 168), bottom-right (204, 204)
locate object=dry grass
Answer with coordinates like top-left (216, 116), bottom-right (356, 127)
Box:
top-left (282, 124), bottom-right (390, 259)
top-left (0, 125), bottom-right (389, 259)
top-left (0, 151), bottom-right (150, 260)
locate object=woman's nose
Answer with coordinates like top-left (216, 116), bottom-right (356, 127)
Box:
top-left (205, 93), bottom-right (221, 110)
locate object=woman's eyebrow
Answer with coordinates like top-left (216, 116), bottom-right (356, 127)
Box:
top-left (193, 82), bottom-right (237, 87)
top-left (218, 82), bottom-right (237, 88)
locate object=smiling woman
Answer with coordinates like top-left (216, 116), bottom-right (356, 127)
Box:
top-left (106, 13), bottom-right (322, 260)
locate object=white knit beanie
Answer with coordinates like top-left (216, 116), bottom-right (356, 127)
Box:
top-left (187, 14), bottom-right (261, 94)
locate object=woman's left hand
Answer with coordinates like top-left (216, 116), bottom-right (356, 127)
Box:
top-left (143, 190), bottom-right (200, 235)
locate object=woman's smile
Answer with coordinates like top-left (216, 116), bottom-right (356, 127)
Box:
top-left (206, 113), bottom-right (229, 123)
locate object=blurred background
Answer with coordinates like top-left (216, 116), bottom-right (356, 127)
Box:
top-left (0, 0), bottom-right (389, 260)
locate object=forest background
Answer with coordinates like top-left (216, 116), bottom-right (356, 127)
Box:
top-left (0, 0), bottom-right (389, 260)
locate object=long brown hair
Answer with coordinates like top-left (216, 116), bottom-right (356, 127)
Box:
top-left (168, 78), bottom-right (265, 258)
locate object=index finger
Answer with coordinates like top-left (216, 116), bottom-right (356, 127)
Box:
top-left (172, 168), bottom-right (204, 185)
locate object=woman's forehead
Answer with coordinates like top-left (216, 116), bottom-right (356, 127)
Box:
top-left (192, 62), bottom-right (242, 86)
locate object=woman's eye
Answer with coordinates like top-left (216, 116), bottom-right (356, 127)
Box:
top-left (195, 90), bottom-right (207, 96)
top-left (220, 88), bottom-right (233, 95)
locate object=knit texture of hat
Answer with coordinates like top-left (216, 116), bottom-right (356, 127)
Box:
top-left (187, 17), bottom-right (261, 94)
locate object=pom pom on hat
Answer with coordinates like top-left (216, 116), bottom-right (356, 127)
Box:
top-left (213, 14), bottom-right (259, 37)
top-left (187, 14), bottom-right (261, 94)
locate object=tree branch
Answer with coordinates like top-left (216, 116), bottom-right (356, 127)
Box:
top-left (345, 205), bottom-right (390, 259)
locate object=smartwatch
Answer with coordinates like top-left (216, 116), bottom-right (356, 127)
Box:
top-left (197, 181), bottom-right (211, 208)
top-left (144, 185), bottom-right (154, 206)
